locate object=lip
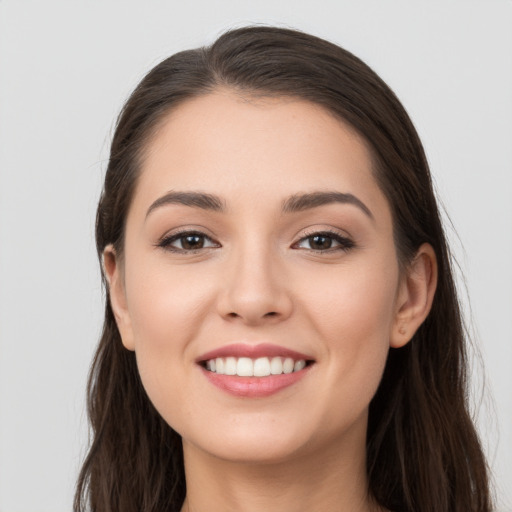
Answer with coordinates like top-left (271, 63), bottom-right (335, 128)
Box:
top-left (200, 365), bottom-right (313, 397)
top-left (196, 343), bottom-right (314, 363)
top-left (196, 343), bottom-right (315, 398)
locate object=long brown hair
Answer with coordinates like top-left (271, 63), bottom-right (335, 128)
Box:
top-left (75, 26), bottom-right (492, 512)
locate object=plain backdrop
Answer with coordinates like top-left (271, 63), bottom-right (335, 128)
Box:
top-left (0, 1), bottom-right (511, 511)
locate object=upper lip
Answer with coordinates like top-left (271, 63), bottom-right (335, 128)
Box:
top-left (196, 343), bottom-right (315, 363)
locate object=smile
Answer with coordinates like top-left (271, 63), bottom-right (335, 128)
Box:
top-left (197, 344), bottom-right (315, 397)
top-left (204, 356), bottom-right (307, 376)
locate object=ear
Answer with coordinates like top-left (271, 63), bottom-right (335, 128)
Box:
top-left (390, 243), bottom-right (438, 348)
top-left (103, 244), bottom-right (135, 351)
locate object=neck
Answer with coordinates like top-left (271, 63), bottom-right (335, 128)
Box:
top-left (180, 424), bottom-right (382, 512)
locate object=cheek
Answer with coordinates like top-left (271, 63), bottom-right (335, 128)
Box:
top-left (125, 257), bottom-right (213, 345)
top-left (300, 257), bottom-right (398, 342)
top-left (123, 258), bottom-right (215, 404)
top-left (296, 258), bottom-right (398, 407)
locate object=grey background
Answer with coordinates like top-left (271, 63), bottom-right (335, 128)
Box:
top-left (0, 1), bottom-right (511, 510)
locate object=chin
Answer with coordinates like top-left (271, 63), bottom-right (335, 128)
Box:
top-left (179, 408), bottom-right (353, 466)
top-left (188, 429), bottom-right (310, 465)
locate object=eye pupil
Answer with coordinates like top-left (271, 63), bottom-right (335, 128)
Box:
top-left (310, 235), bottom-right (332, 250)
top-left (182, 235), bottom-right (204, 249)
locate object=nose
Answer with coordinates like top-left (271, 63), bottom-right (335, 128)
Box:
top-left (216, 244), bottom-right (293, 326)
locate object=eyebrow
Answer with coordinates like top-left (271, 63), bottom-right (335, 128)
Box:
top-left (282, 191), bottom-right (374, 219)
top-left (146, 191), bottom-right (226, 219)
top-left (145, 190), bottom-right (373, 220)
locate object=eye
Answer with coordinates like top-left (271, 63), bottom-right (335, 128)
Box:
top-left (157, 231), bottom-right (219, 253)
top-left (294, 231), bottom-right (354, 252)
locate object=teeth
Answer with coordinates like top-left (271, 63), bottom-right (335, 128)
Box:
top-left (225, 357), bottom-right (237, 375)
top-left (253, 357), bottom-right (271, 377)
top-left (294, 360), bottom-right (306, 372)
top-left (283, 357), bottom-right (294, 374)
top-left (270, 356), bottom-right (283, 375)
top-left (205, 356), bottom-right (308, 377)
top-left (236, 357), bottom-right (253, 376)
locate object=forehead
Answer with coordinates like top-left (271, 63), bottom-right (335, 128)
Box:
top-left (132, 90), bottom-right (389, 219)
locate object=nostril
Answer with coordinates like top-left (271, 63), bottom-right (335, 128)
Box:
top-left (226, 311), bottom-right (278, 319)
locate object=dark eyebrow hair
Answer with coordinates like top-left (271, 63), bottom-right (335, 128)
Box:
top-left (282, 191), bottom-right (374, 219)
top-left (146, 191), bottom-right (226, 218)
top-left (145, 190), bottom-right (373, 220)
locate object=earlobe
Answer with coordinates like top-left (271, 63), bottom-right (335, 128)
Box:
top-left (390, 243), bottom-right (438, 348)
top-left (103, 245), bottom-right (136, 351)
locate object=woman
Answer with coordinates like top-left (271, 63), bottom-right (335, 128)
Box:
top-left (75, 26), bottom-right (492, 512)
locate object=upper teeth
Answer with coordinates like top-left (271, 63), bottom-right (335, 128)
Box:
top-left (205, 357), bottom-right (307, 377)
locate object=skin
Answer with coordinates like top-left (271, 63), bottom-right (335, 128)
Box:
top-left (105, 90), bottom-right (437, 512)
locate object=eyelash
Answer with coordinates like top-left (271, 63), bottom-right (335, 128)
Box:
top-left (293, 230), bottom-right (355, 253)
top-left (157, 230), bottom-right (219, 254)
top-left (156, 229), bottom-right (355, 254)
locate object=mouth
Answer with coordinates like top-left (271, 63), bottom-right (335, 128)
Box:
top-left (197, 344), bottom-right (315, 397)
top-left (200, 356), bottom-right (314, 377)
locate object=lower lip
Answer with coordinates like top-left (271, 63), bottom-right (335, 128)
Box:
top-left (200, 365), bottom-right (312, 397)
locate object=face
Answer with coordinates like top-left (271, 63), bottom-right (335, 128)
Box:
top-left (107, 91), bottom-right (419, 464)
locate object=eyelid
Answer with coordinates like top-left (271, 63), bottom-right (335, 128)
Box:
top-left (292, 228), bottom-right (355, 252)
top-left (156, 228), bottom-right (221, 253)
top-left (155, 225), bottom-right (355, 254)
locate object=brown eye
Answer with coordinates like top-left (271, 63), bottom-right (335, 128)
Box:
top-left (295, 231), bottom-right (355, 252)
top-left (180, 234), bottom-right (205, 250)
top-left (158, 231), bottom-right (219, 253)
top-left (308, 235), bottom-right (333, 250)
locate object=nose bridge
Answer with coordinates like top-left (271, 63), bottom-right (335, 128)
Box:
top-left (219, 234), bottom-right (292, 324)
